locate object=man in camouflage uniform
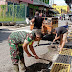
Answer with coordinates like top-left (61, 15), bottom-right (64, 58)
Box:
top-left (8, 30), bottom-right (43, 72)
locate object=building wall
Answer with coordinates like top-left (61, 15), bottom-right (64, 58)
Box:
top-left (0, 0), bottom-right (49, 5)
top-left (20, 0), bottom-right (33, 4)
top-left (32, 0), bottom-right (49, 15)
top-left (52, 4), bottom-right (70, 14)
top-left (6, 0), bottom-right (19, 3)
top-left (0, 0), bottom-right (7, 5)
top-left (0, 0), bottom-right (19, 4)
top-left (6, 0), bottom-right (33, 4)
top-left (33, 0), bottom-right (49, 4)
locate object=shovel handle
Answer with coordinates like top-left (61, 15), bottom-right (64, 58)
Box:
top-left (31, 55), bottom-right (52, 62)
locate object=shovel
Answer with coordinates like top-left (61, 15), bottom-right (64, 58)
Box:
top-left (31, 55), bottom-right (52, 63)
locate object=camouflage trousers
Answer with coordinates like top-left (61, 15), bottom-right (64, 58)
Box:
top-left (8, 36), bottom-right (26, 72)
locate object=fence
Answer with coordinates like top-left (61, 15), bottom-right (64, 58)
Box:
top-left (0, 3), bottom-right (27, 23)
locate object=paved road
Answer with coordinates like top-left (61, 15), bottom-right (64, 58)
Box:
top-left (0, 20), bottom-right (72, 72)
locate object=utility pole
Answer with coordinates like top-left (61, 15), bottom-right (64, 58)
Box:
top-left (51, 0), bottom-right (52, 6)
top-left (53, 0), bottom-right (54, 4)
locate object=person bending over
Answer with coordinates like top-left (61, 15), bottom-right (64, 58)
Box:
top-left (8, 30), bottom-right (43, 72)
top-left (51, 27), bottom-right (68, 52)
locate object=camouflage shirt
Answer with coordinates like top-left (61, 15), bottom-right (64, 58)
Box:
top-left (9, 31), bottom-right (36, 44)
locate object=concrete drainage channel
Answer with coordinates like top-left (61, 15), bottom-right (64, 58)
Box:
top-left (50, 41), bottom-right (72, 72)
top-left (25, 42), bottom-right (59, 72)
top-left (42, 33), bottom-right (72, 72)
top-left (25, 41), bottom-right (72, 72)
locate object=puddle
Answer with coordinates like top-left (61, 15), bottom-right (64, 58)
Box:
top-left (25, 62), bottom-right (52, 72)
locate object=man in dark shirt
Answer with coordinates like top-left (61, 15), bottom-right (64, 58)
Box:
top-left (31, 11), bottom-right (44, 45)
top-left (31, 11), bottom-right (44, 29)
top-left (51, 27), bottom-right (68, 52)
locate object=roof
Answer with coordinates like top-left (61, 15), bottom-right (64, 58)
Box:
top-left (49, 9), bottom-right (59, 14)
top-left (33, 3), bottom-right (53, 9)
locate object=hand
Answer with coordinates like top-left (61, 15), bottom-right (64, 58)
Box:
top-left (34, 55), bottom-right (39, 59)
top-left (27, 54), bottom-right (32, 57)
top-left (53, 39), bottom-right (55, 42)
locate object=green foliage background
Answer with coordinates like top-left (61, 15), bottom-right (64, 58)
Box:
top-left (0, 4), bottom-right (26, 22)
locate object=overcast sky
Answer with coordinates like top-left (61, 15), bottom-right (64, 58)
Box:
top-left (49, 0), bottom-right (67, 5)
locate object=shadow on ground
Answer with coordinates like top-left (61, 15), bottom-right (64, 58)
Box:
top-left (0, 29), bottom-right (12, 43)
top-left (0, 29), bottom-right (10, 31)
top-left (34, 42), bottom-right (59, 47)
top-left (34, 43), bottom-right (51, 47)
top-left (25, 62), bottom-right (52, 72)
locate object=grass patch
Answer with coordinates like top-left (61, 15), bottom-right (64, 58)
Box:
top-left (0, 17), bottom-right (25, 22)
